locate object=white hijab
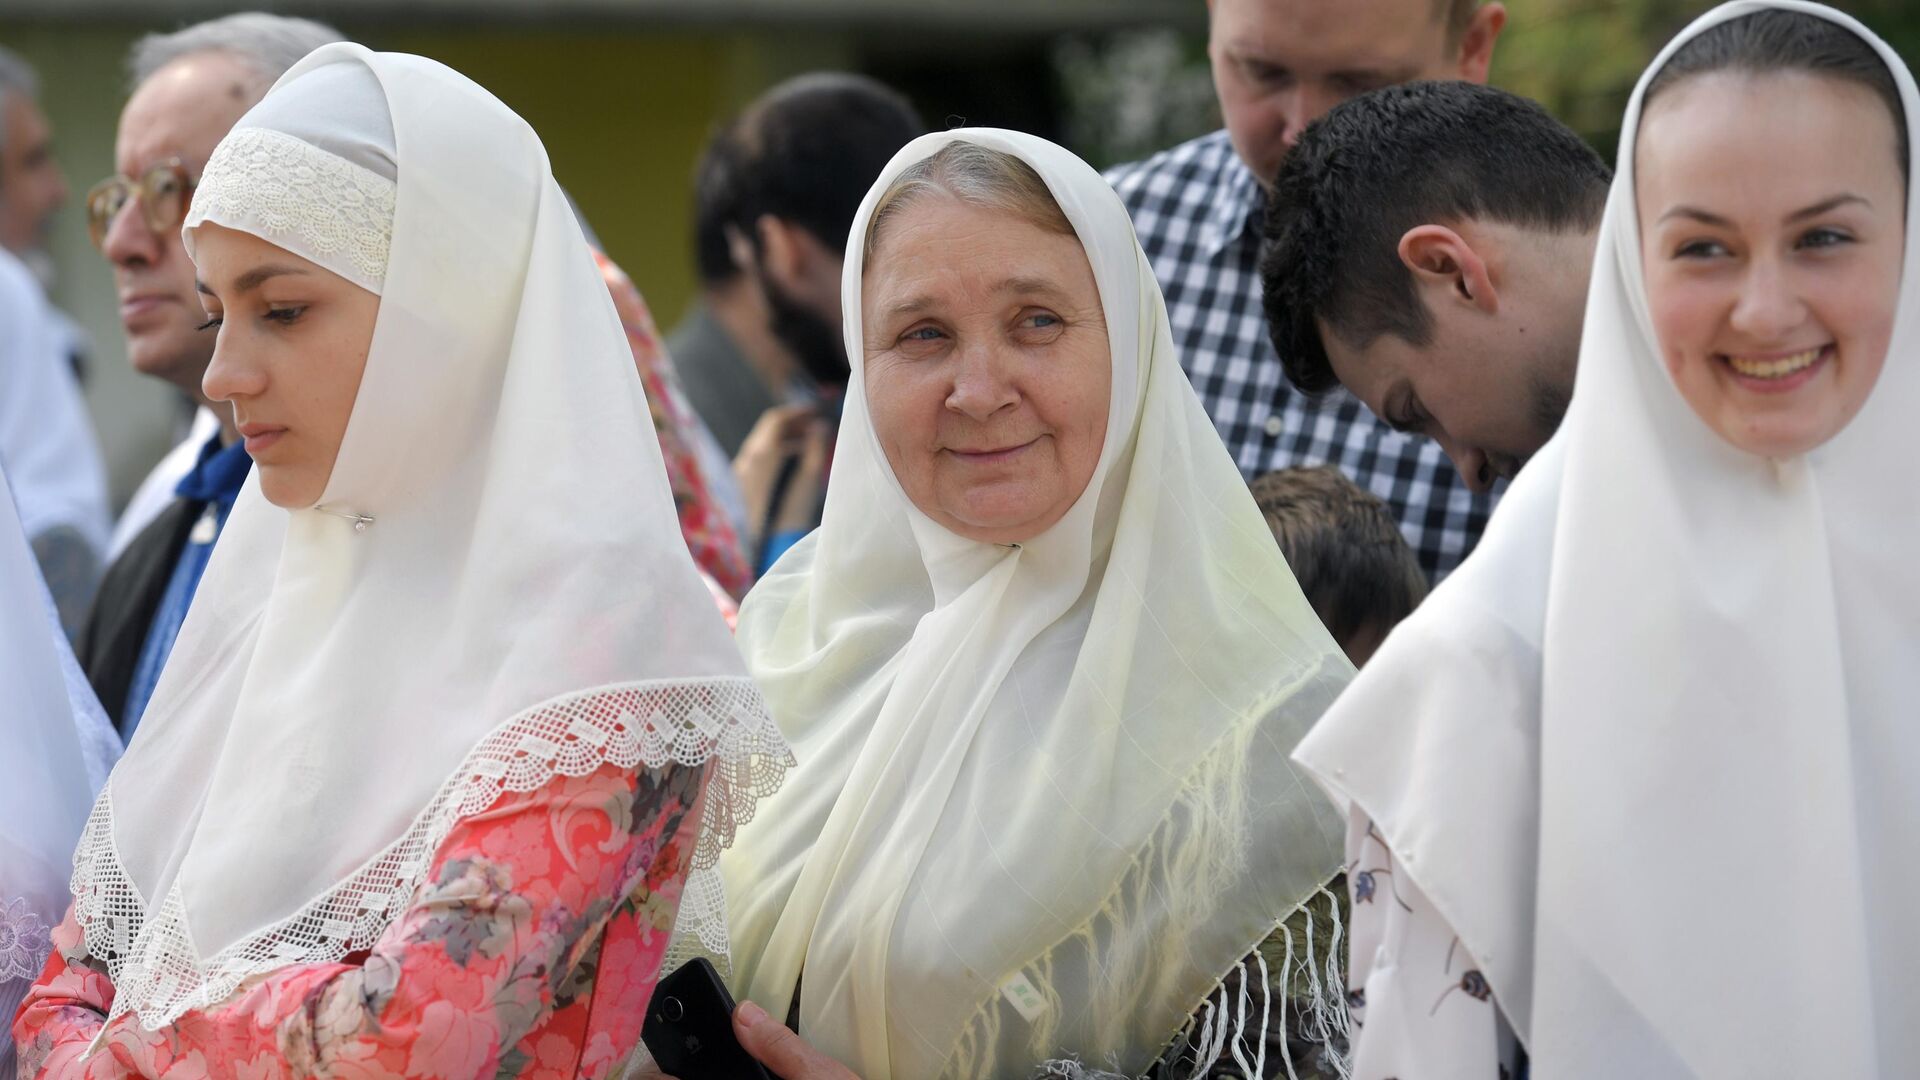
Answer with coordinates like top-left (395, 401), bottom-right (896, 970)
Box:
top-left (69, 43), bottom-right (790, 1032)
top-left (723, 129), bottom-right (1351, 1080)
top-left (0, 463), bottom-right (118, 1067)
top-left (1294, 3), bottom-right (1920, 1074)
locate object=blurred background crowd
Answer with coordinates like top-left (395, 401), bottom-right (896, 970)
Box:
top-left (5, 0), bottom-right (1914, 516)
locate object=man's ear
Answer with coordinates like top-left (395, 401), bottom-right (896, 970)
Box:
top-left (754, 214), bottom-right (808, 294)
top-left (1457, 3), bottom-right (1507, 84)
top-left (1397, 224), bottom-right (1499, 315)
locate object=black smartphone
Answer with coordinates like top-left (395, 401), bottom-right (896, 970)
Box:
top-left (642, 957), bottom-right (776, 1080)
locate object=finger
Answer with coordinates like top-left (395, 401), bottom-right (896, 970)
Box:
top-left (733, 1000), bottom-right (856, 1079)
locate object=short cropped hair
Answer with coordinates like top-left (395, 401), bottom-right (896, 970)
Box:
top-left (727, 72), bottom-right (923, 256)
top-left (128, 12), bottom-right (344, 90)
top-left (1251, 465), bottom-right (1428, 648)
top-left (864, 140), bottom-right (1074, 264)
top-left (1261, 80), bottom-right (1611, 397)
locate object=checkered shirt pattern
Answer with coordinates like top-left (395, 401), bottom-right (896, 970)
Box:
top-left (1106, 130), bottom-right (1494, 580)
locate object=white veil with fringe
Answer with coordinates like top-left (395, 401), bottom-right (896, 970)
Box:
top-left (723, 128), bottom-right (1353, 1080)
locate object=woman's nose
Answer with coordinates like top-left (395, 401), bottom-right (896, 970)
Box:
top-left (1728, 259), bottom-right (1806, 342)
top-left (944, 343), bottom-right (1018, 420)
top-left (201, 330), bottom-right (267, 404)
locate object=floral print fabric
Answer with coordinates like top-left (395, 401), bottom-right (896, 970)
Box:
top-left (1342, 808), bottom-right (1523, 1080)
top-left (13, 760), bottom-right (706, 1079)
top-left (594, 252), bottom-right (753, 600)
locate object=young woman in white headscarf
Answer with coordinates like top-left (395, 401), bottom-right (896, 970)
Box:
top-left (0, 463), bottom-right (120, 1076)
top-left (1290, 3), bottom-right (1917, 1076)
top-left (11, 43), bottom-right (790, 1078)
top-left (713, 129), bottom-right (1354, 1080)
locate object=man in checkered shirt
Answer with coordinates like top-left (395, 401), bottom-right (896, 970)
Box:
top-left (1106, 0), bottom-right (1507, 579)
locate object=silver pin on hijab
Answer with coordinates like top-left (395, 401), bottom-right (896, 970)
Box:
top-left (315, 504), bottom-right (375, 532)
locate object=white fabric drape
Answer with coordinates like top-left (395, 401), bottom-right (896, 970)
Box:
top-left (1294, 3), bottom-right (1920, 1075)
top-left (0, 463), bottom-right (119, 1068)
top-left (723, 128), bottom-right (1351, 1080)
top-left (0, 247), bottom-right (109, 556)
top-left (69, 43), bottom-right (789, 1032)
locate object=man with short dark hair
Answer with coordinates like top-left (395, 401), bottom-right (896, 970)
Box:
top-left (1262, 81), bottom-right (1611, 486)
top-left (1107, 0), bottom-right (1506, 579)
top-left (688, 73), bottom-right (922, 569)
top-left (668, 125), bottom-right (797, 459)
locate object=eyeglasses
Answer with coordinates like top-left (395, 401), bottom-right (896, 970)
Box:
top-left (85, 159), bottom-right (194, 251)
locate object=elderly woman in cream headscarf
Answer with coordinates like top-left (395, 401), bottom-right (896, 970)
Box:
top-left (715, 128), bottom-right (1354, 1080)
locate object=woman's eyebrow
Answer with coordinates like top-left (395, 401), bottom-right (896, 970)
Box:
top-left (997, 276), bottom-right (1069, 299)
top-left (1656, 205), bottom-right (1733, 228)
top-left (1785, 193), bottom-right (1870, 223)
top-left (881, 277), bottom-right (1071, 319)
top-left (195, 264), bottom-right (312, 296)
top-left (1656, 194), bottom-right (1872, 229)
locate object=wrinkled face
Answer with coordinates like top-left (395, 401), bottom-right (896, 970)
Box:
top-left (1638, 71), bottom-right (1906, 459)
top-left (862, 196), bottom-right (1112, 545)
top-left (1208, 0), bottom-right (1497, 188)
top-left (0, 92), bottom-right (68, 256)
top-left (194, 224), bottom-right (379, 508)
top-left (107, 53), bottom-right (263, 398)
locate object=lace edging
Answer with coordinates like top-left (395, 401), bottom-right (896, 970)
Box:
top-left (186, 127), bottom-right (396, 293)
top-left (69, 675), bottom-right (792, 1030)
top-left (0, 895), bottom-right (54, 982)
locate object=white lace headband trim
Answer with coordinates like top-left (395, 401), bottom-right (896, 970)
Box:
top-left (184, 126), bottom-right (396, 296)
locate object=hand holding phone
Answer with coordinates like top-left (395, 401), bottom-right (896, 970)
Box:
top-left (642, 958), bottom-right (777, 1080)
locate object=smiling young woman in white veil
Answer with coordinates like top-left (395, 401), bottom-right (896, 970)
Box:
top-left (1291, 3), bottom-right (1918, 1076)
top-left (12, 43), bottom-right (789, 1078)
top-left (716, 128), bottom-right (1354, 1080)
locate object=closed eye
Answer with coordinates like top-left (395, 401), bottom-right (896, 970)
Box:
top-left (265, 305), bottom-right (308, 326)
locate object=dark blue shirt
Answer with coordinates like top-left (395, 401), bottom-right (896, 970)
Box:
top-left (122, 433), bottom-right (251, 737)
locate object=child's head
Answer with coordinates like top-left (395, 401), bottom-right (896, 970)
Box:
top-left (1636, 8), bottom-right (1908, 460)
top-left (1251, 465), bottom-right (1428, 667)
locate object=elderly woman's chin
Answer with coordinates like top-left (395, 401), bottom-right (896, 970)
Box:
top-left (925, 466), bottom-right (1081, 545)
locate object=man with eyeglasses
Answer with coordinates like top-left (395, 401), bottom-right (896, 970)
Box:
top-left (75, 13), bottom-right (341, 737)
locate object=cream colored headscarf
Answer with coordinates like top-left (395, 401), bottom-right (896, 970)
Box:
top-left (1294, 3), bottom-right (1919, 1074)
top-left (722, 128), bottom-right (1351, 1080)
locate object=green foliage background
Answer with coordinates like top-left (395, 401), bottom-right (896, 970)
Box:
top-left (1493, 0), bottom-right (1920, 160)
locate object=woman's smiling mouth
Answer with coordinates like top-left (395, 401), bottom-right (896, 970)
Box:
top-left (1720, 344), bottom-right (1832, 393)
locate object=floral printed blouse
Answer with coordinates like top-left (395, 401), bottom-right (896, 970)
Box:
top-left (594, 252), bottom-right (754, 601)
top-left (1342, 808), bottom-right (1525, 1080)
top-left (12, 760), bottom-right (707, 1079)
